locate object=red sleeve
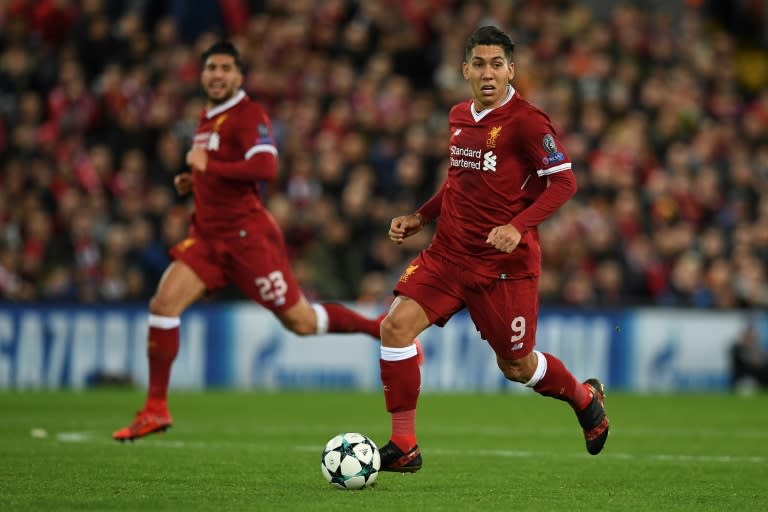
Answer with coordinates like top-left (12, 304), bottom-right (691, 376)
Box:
top-left (416, 182), bottom-right (447, 224)
top-left (206, 151), bottom-right (278, 182)
top-left (206, 101), bottom-right (279, 181)
top-left (509, 170), bottom-right (576, 234)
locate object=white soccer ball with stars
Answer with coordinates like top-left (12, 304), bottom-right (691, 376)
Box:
top-left (321, 432), bottom-right (380, 490)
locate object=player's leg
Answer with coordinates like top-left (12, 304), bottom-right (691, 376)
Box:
top-left (275, 295), bottom-right (424, 363)
top-left (114, 238), bottom-right (221, 442)
top-left (276, 295), bottom-right (380, 338)
top-left (378, 295), bottom-right (430, 472)
top-left (470, 276), bottom-right (609, 455)
top-left (145, 261), bottom-right (207, 404)
top-left (229, 213), bottom-right (384, 338)
top-left (378, 251), bottom-right (464, 473)
top-left (499, 351), bottom-right (608, 455)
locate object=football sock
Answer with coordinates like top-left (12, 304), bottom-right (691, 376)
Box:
top-left (315, 303), bottom-right (380, 338)
top-left (380, 344), bottom-right (420, 451)
top-left (526, 351), bottom-right (591, 411)
top-left (146, 314), bottom-right (180, 413)
top-left (391, 410), bottom-right (417, 452)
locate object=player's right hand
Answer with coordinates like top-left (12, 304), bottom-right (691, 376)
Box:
top-left (389, 213), bottom-right (424, 244)
top-left (174, 172), bottom-right (193, 196)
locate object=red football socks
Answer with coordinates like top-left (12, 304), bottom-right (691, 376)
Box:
top-left (322, 303), bottom-right (380, 338)
top-left (380, 346), bottom-right (421, 451)
top-left (533, 352), bottom-right (591, 411)
top-left (146, 323), bottom-right (179, 412)
top-left (391, 410), bottom-right (417, 452)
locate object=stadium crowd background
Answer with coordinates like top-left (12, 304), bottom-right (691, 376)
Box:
top-left (1, 0), bottom-right (767, 309)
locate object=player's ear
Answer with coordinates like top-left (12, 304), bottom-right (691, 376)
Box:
top-left (508, 62), bottom-right (515, 81)
top-left (462, 62), bottom-right (470, 80)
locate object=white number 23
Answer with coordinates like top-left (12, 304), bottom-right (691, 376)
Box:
top-left (255, 271), bottom-right (288, 306)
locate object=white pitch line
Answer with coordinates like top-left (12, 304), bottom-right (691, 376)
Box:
top-left (55, 431), bottom-right (94, 442)
top-left (51, 433), bottom-right (767, 464)
top-left (429, 447), bottom-right (767, 464)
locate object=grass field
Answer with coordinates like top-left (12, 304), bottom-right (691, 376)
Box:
top-left (1, 390), bottom-right (767, 511)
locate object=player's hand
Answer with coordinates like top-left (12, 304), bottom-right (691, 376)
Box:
top-left (389, 213), bottom-right (424, 244)
top-left (174, 172), bottom-right (193, 196)
top-left (186, 146), bottom-right (208, 172)
top-left (486, 224), bottom-right (522, 253)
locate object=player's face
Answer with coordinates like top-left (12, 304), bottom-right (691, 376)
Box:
top-left (462, 45), bottom-right (514, 110)
top-left (201, 54), bottom-right (243, 105)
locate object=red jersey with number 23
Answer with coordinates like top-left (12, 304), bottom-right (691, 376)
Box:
top-left (428, 86), bottom-right (573, 279)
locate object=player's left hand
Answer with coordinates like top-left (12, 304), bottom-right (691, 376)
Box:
top-left (486, 224), bottom-right (522, 253)
top-left (186, 146), bottom-right (208, 172)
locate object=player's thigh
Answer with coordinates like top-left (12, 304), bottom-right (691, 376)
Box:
top-left (151, 261), bottom-right (208, 316)
top-left (227, 237), bottom-right (302, 312)
top-left (393, 250), bottom-right (465, 327)
top-left (168, 236), bottom-right (228, 292)
top-left (466, 276), bottom-right (539, 360)
top-left (380, 295), bottom-right (432, 346)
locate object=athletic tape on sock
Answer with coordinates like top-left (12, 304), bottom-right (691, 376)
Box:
top-left (524, 350), bottom-right (548, 387)
top-left (381, 344), bottom-right (418, 361)
top-left (148, 314), bottom-right (180, 329)
top-left (312, 304), bottom-right (329, 335)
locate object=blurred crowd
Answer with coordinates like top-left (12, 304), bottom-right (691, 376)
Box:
top-left (1, 0), bottom-right (768, 309)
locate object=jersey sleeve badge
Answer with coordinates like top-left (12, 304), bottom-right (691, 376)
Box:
top-left (541, 133), bottom-right (565, 165)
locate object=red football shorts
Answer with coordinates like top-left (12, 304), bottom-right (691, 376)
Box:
top-left (169, 218), bottom-right (301, 313)
top-left (394, 249), bottom-right (539, 360)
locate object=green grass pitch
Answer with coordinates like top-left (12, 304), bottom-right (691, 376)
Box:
top-left (1, 390), bottom-right (766, 511)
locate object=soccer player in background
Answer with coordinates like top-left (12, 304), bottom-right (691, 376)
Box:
top-left (377, 26), bottom-right (609, 472)
top-left (113, 41), bottom-right (402, 441)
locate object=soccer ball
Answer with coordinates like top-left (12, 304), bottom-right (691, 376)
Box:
top-left (321, 432), bottom-right (380, 490)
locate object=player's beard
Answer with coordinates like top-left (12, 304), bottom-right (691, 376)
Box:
top-left (206, 84), bottom-right (237, 105)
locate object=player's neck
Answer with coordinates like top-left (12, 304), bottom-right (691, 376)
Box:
top-left (206, 89), bottom-right (245, 118)
top-left (471, 84), bottom-right (515, 117)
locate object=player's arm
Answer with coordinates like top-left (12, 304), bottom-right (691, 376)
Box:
top-left (185, 145), bottom-right (278, 181)
top-left (416, 181), bottom-right (446, 225)
top-left (508, 116), bottom-right (577, 234)
top-left (204, 147), bottom-right (278, 181)
top-left (487, 114), bottom-right (577, 253)
top-left (187, 105), bottom-right (279, 181)
top-left (508, 170), bottom-right (577, 234)
top-left (174, 172), bottom-right (193, 195)
top-left (389, 182), bottom-right (446, 244)
top-left (486, 172), bottom-right (576, 253)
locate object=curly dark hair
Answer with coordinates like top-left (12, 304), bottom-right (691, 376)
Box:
top-left (464, 26), bottom-right (515, 62)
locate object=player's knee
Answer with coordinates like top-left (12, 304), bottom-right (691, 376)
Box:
top-left (497, 356), bottom-right (531, 383)
top-left (149, 294), bottom-right (177, 317)
top-left (380, 314), bottom-right (411, 347)
top-left (280, 313), bottom-right (316, 336)
top-left (287, 319), bottom-right (316, 336)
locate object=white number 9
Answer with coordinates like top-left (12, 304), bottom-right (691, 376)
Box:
top-left (510, 316), bottom-right (526, 342)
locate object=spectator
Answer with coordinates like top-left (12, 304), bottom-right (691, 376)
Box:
top-left (0, 0), bottom-right (766, 310)
top-left (730, 323), bottom-right (768, 392)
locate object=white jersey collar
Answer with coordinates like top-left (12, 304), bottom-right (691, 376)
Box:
top-left (470, 84), bottom-right (516, 122)
top-left (206, 89), bottom-right (246, 119)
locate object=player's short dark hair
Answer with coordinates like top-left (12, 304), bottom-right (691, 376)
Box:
top-left (464, 26), bottom-right (515, 62)
top-left (201, 41), bottom-right (243, 71)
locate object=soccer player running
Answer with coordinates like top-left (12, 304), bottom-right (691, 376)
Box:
top-left (113, 41), bottom-right (407, 441)
top-left (377, 26), bottom-right (609, 472)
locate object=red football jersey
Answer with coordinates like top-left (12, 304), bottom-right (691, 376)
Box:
top-left (190, 90), bottom-right (278, 238)
top-left (428, 86), bottom-right (573, 279)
